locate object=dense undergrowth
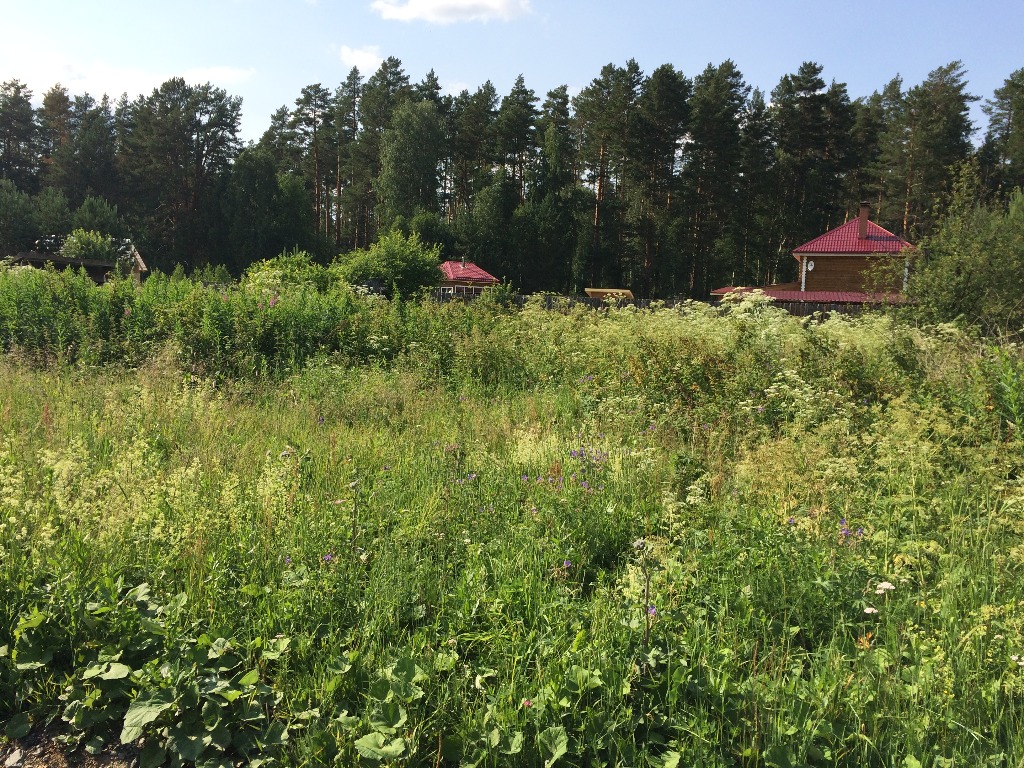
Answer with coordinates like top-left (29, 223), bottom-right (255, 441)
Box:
top-left (1, 264), bottom-right (1024, 766)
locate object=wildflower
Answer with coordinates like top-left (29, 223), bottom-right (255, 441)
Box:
top-left (324, 553), bottom-right (334, 563)
top-left (521, 699), bottom-right (533, 708)
top-left (857, 527), bottom-right (865, 537)
top-left (563, 559), bottom-right (572, 569)
top-left (863, 606), bottom-right (879, 615)
top-left (647, 605), bottom-right (657, 617)
top-left (875, 581), bottom-right (896, 595)
top-left (787, 517), bottom-right (795, 525)
top-left (123, 306), bottom-right (131, 317)
top-left (521, 474), bottom-right (529, 482)
top-left (269, 295), bottom-right (279, 307)
top-left (284, 556), bottom-right (291, 566)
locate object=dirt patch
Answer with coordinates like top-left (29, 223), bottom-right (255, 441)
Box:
top-left (1, 732), bottom-right (137, 768)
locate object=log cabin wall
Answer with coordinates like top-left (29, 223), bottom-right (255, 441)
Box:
top-left (803, 255), bottom-right (903, 292)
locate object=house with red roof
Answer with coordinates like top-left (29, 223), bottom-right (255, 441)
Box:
top-left (711, 203), bottom-right (912, 307)
top-left (438, 259), bottom-right (500, 298)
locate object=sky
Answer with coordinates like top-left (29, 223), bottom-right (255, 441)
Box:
top-left (2, 0), bottom-right (1021, 142)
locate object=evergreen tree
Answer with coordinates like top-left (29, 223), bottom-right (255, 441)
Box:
top-left (33, 187), bottom-right (71, 237)
top-left (530, 85), bottom-right (581, 293)
top-left (875, 62), bottom-right (977, 238)
top-left (0, 179), bottom-right (36, 254)
top-left (727, 88), bottom-right (780, 287)
top-left (37, 84), bottom-right (72, 189)
top-left (62, 94), bottom-right (119, 207)
top-left (353, 57), bottom-right (411, 242)
top-left (118, 78), bottom-right (242, 269)
top-left (0, 80), bottom-right (38, 193)
top-left (333, 68), bottom-right (364, 250)
top-left (572, 60), bottom-right (645, 289)
top-left (450, 82), bottom-right (499, 218)
top-left (72, 195), bottom-right (127, 238)
top-left (290, 84), bottom-right (335, 237)
top-left (981, 68), bottom-right (1024, 194)
top-left (495, 75), bottom-right (539, 202)
top-left (680, 60), bottom-right (748, 296)
top-left (376, 100), bottom-right (445, 225)
top-left (770, 63), bottom-right (854, 253)
top-left (633, 64), bottom-right (690, 296)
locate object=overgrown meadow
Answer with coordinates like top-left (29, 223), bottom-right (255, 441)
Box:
top-left (1, 263), bottom-right (1024, 767)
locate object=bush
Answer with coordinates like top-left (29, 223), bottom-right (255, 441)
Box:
top-left (908, 165), bottom-right (1024, 337)
top-left (333, 231), bottom-right (441, 298)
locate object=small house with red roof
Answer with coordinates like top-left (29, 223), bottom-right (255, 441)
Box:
top-left (438, 259), bottom-right (500, 298)
top-left (711, 203), bottom-right (912, 309)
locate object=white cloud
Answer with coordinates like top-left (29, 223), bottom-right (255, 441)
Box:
top-left (340, 45), bottom-right (384, 73)
top-left (370, 0), bottom-right (531, 24)
top-left (0, 39), bottom-right (255, 102)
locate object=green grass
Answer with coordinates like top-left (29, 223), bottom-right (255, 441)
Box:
top-left (1, 275), bottom-right (1024, 766)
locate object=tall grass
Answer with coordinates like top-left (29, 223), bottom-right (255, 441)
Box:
top-left (1, 268), bottom-right (1023, 766)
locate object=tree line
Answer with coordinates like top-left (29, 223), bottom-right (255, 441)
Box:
top-left (1, 58), bottom-right (1022, 298)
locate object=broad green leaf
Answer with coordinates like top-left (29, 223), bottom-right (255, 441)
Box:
top-left (261, 636), bottom-right (291, 660)
top-left (167, 723), bottom-right (213, 762)
top-left (370, 701), bottom-right (406, 734)
top-left (238, 669), bottom-right (260, 686)
top-left (335, 710), bottom-right (359, 730)
top-left (391, 656), bottom-right (426, 685)
top-left (263, 721), bottom-right (289, 746)
top-left (120, 689), bottom-right (176, 744)
top-left (100, 663), bottom-right (133, 680)
top-left (139, 741), bottom-right (166, 768)
top-left (354, 732), bottom-right (406, 761)
top-left (16, 609), bottom-right (48, 632)
top-left (500, 731), bottom-right (524, 755)
top-left (4, 712), bottom-right (32, 739)
top-left (904, 758), bottom-right (923, 768)
top-left (202, 699), bottom-right (222, 729)
top-left (538, 726), bottom-right (568, 768)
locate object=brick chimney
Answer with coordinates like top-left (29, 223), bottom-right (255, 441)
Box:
top-left (859, 201), bottom-right (869, 239)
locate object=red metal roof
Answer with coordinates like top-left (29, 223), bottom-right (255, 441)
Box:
top-left (711, 286), bottom-right (906, 304)
top-left (793, 219), bottom-right (910, 255)
top-left (439, 260), bottom-right (499, 284)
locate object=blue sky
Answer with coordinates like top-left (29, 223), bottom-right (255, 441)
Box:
top-left (2, 0), bottom-right (1020, 141)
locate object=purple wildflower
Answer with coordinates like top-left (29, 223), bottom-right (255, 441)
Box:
top-left (324, 553), bottom-right (334, 563)
top-left (647, 605), bottom-right (657, 616)
top-left (563, 559), bottom-right (572, 568)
